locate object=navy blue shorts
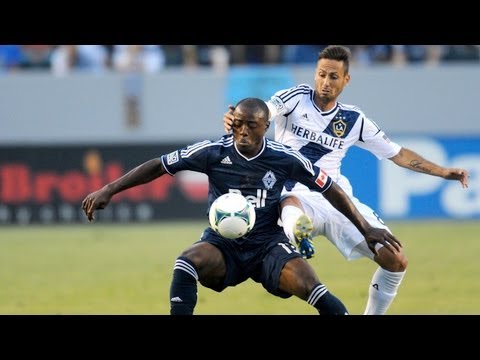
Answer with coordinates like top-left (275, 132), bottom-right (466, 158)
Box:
top-left (199, 227), bottom-right (302, 298)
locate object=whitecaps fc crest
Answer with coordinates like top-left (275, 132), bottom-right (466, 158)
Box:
top-left (262, 170), bottom-right (276, 190)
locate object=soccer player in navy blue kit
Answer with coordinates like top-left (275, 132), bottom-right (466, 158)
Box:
top-left (82, 97), bottom-right (401, 315)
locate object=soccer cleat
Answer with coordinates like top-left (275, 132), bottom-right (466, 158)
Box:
top-left (294, 213), bottom-right (315, 259)
top-left (294, 213), bottom-right (314, 243)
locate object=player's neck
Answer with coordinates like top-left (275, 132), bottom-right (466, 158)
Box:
top-left (234, 138), bottom-right (265, 159)
top-left (314, 93), bottom-right (337, 112)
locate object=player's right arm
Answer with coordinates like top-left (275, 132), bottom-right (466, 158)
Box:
top-left (223, 84), bottom-right (309, 132)
top-left (82, 158), bottom-right (166, 222)
top-left (223, 105), bottom-right (236, 133)
top-left (389, 147), bottom-right (469, 188)
top-left (357, 115), bottom-right (469, 188)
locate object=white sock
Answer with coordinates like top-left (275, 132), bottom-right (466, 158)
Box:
top-left (364, 267), bottom-right (406, 315)
top-left (281, 205), bottom-right (304, 244)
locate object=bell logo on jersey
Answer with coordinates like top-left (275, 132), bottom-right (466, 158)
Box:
top-left (229, 189), bottom-right (267, 208)
top-left (315, 169), bottom-right (328, 188)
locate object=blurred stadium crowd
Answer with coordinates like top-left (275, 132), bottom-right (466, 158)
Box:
top-left (1, 45), bottom-right (479, 75)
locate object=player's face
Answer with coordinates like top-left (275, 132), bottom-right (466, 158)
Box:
top-left (232, 107), bottom-right (267, 157)
top-left (314, 59), bottom-right (350, 109)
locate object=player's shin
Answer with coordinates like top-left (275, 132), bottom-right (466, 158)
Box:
top-left (363, 267), bottom-right (406, 315)
top-left (170, 256), bottom-right (199, 315)
top-left (307, 284), bottom-right (349, 315)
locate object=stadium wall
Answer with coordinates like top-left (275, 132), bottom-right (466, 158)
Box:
top-left (0, 66), bottom-right (478, 224)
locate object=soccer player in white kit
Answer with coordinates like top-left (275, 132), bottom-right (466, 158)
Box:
top-left (224, 45), bottom-right (469, 314)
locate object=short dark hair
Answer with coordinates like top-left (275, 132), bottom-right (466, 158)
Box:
top-left (318, 45), bottom-right (351, 74)
top-left (235, 97), bottom-right (269, 119)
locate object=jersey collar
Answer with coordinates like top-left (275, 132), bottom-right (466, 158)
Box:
top-left (234, 137), bottom-right (266, 161)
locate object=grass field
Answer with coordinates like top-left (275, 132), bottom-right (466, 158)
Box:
top-left (0, 220), bottom-right (478, 315)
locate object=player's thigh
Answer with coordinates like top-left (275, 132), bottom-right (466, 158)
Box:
top-left (326, 199), bottom-right (391, 260)
top-left (278, 257), bottom-right (320, 300)
top-left (257, 239), bottom-right (302, 298)
top-left (196, 230), bottom-right (253, 291)
top-left (280, 194), bottom-right (305, 210)
top-left (181, 241), bottom-right (226, 279)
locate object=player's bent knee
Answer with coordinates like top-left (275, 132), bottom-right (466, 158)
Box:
top-left (392, 250), bottom-right (408, 272)
top-left (377, 247), bottom-right (408, 272)
top-left (280, 195), bottom-right (303, 209)
top-left (397, 253), bottom-right (408, 272)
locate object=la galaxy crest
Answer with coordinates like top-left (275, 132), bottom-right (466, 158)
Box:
top-left (332, 115), bottom-right (347, 137)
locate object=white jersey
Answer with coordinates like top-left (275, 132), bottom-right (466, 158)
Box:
top-left (267, 83), bottom-right (402, 260)
top-left (266, 83), bottom-right (401, 194)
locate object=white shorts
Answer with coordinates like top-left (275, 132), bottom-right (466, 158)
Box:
top-left (281, 176), bottom-right (391, 261)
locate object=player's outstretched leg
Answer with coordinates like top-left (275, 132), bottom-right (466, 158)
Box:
top-left (294, 213), bottom-right (315, 259)
top-left (170, 256), bottom-right (199, 315)
top-left (281, 205), bottom-right (315, 259)
top-left (281, 256), bottom-right (348, 314)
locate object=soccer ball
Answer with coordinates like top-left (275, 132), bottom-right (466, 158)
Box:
top-left (209, 193), bottom-right (256, 239)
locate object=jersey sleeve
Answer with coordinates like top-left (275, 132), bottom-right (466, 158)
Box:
top-left (356, 116), bottom-right (402, 160)
top-left (266, 83), bottom-right (313, 120)
top-left (161, 140), bottom-right (211, 175)
top-left (288, 150), bottom-right (333, 193)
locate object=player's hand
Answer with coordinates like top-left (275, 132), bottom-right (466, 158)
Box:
top-left (297, 238), bottom-right (315, 259)
top-left (81, 187), bottom-right (113, 222)
top-left (223, 105), bottom-right (235, 133)
top-left (364, 227), bottom-right (402, 256)
top-left (444, 168), bottom-right (469, 189)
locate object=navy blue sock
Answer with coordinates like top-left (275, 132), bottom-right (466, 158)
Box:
top-left (307, 284), bottom-right (349, 315)
top-left (169, 256), bottom-right (198, 315)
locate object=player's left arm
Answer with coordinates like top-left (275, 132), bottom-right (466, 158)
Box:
top-left (292, 159), bottom-right (401, 255)
top-left (322, 181), bottom-right (401, 255)
top-left (389, 147), bottom-right (469, 188)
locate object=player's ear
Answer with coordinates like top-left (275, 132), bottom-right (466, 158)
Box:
top-left (265, 122), bottom-right (270, 130)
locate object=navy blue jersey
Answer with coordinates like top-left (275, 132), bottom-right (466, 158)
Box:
top-left (161, 134), bottom-right (332, 245)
